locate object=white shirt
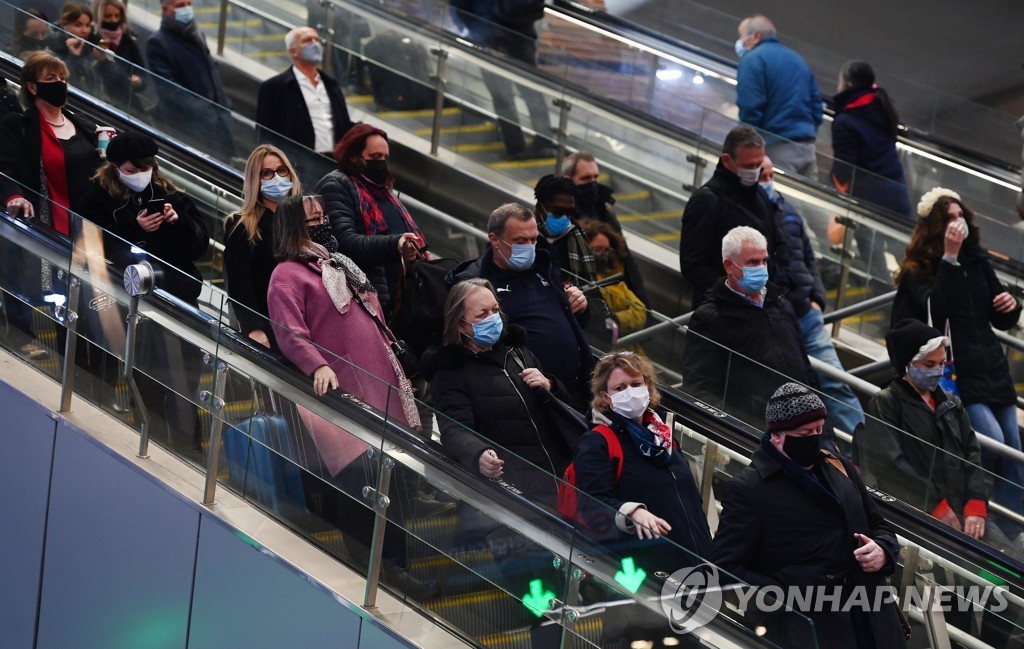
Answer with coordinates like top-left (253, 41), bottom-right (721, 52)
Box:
top-left (293, 66), bottom-right (334, 153)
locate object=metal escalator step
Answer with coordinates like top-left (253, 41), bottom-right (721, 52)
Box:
top-left (488, 158), bottom-right (558, 170)
top-left (617, 211), bottom-right (681, 222)
top-left (426, 588), bottom-right (534, 637)
top-left (414, 122), bottom-right (498, 136)
top-left (477, 616), bottom-right (608, 649)
top-left (451, 142), bottom-right (506, 153)
top-left (650, 232), bottom-right (680, 243)
top-left (310, 529), bottom-right (348, 559)
top-left (375, 107), bottom-right (463, 120)
top-left (614, 190), bottom-right (652, 201)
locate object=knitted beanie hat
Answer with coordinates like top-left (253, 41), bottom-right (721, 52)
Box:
top-left (765, 382), bottom-right (827, 433)
top-left (886, 319), bottom-right (945, 378)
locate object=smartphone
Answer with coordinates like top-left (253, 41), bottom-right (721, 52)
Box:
top-left (145, 198), bottom-right (167, 215)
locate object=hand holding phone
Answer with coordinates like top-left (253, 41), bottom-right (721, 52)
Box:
top-left (146, 199), bottom-right (168, 217)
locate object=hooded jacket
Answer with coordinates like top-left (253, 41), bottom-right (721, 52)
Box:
top-left (771, 195), bottom-right (826, 317)
top-left (422, 325), bottom-right (579, 505)
top-left (858, 378), bottom-right (988, 519)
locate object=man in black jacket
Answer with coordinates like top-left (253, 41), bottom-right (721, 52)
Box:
top-left (711, 383), bottom-right (907, 649)
top-left (682, 226), bottom-right (819, 430)
top-left (447, 203), bottom-right (592, 411)
top-left (256, 26), bottom-right (353, 157)
top-left (680, 125), bottom-right (775, 306)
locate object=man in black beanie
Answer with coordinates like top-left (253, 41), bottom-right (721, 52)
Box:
top-left (711, 382), bottom-right (907, 648)
top-left (857, 319), bottom-right (1022, 555)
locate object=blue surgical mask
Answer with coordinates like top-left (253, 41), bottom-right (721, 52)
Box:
top-left (545, 213), bottom-right (571, 237)
top-left (734, 38), bottom-right (749, 58)
top-left (465, 312), bottom-right (503, 348)
top-left (500, 240), bottom-right (536, 271)
top-left (906, 364), bottom-right (944, 393)
top-left (759, 180), bottom-right (777, 202)
top-left (174, 5), bottom-right (194, 23)
top-left (300, 41), bottom-right (323, 64)
top-left (737, 264), bottom-right (769, 292)
top-left (260, 175), bottom-right (293, 201)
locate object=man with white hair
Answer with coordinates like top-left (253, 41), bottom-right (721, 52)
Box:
top-left (681, 226), bottom-right (819, 427)
top-left (257, 26), bottom-right (353, 156)
top-left (735, 14), bottom-right (822, 177)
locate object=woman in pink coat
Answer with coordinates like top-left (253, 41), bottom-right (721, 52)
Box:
top-left (267, 195), bottom-right (437, 597)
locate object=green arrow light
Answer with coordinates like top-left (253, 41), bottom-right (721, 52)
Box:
top-left (614, 557), bottom-right (646, 594)
top-left (522, 579), bottom-right (556, 618)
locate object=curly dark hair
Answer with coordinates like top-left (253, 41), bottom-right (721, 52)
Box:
top-left (894, 195), bottom-right (980, 286)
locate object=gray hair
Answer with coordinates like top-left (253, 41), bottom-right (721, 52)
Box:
top-left (741, 14), bottom-right (776, 39)
top-left (442, 278), bottom-right (497, 346)
top-left (911, 336), bottom-right (948, 363)
top-left (722, 226), bottom-right (768, 262)
top-left (560, 151), bottom-right (597, 178)
top-left (284, 26), bottom-right (313, 50)
top-left (487, 203), bottom-right (534, 236)
top-left (722, 125), bottom-right (765, 158)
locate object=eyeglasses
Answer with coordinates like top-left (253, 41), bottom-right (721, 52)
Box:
top-left (305, 213), bottom-right (327, 226)
top-left (259, 166), bottom-right (290, 180)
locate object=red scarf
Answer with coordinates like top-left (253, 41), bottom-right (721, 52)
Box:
top-left (39, 115), bottom-right (70, 235)
top-left (351, 174), bottom-right (425, 248)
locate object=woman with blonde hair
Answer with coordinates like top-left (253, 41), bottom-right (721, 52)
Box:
top-left (571, 351), bottom-right (710, 570)
top-left (223, 144), bottom-right (301, 349)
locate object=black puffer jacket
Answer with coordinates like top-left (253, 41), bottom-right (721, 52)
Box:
top-left (314, 169), bottom-right (404, 309)
top-left (679, 161), bottom-right (776, 304)
top-left (771, 195), bottom-right (826, 317)
top-left (422, 325), bottom-right (580, 505)
top-left (682, 278), bottom-right (816, 425)
top-left (858, 378), bottom-right (987, 517)
top-left (78, 179), bottom-right (210, 304)
top-left (892, 243), bottom-right (1022, 406)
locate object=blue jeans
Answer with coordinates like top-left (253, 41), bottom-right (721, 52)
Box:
top-left (966, 402), bottom-right (1024, 534)
top-left (799, 308), bottom-right (864, 435)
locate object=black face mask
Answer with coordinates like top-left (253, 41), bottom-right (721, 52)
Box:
top-left (309, 223), bottom-right (338, 254)
top-left (782, 434), bottom-right (821, 467)
top-left (575, 181), bottom-right (600, 208)
top-left (362, 159), bottom-right (388, 185)
top-left (594, 253), bottom-right (613, 274)
top-left (100, 21), bottom-right (121, 31)
top-left (34, 80), bottom-right (68, 108)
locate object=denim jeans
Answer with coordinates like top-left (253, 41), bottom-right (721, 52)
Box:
top-left (966, 402), bottom-right (1024, 535)
top-left (799, 308), bottom-right (865, 435)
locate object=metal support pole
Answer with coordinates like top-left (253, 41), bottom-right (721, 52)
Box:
top-left (831, 216), bottom-right (857, 339)
top-left (428, 48), bottom-right (449, 156)
top-left (560, 565), bottom-right (584, 648)
top-left (898, 543), bottom-right (920, 603)
top-left (317, 0), bottom-right (336, 77)
top-left (682, 154), bottom-right (708, 193)
top-left (363, 453), bottom-right (394, 608)
top-left (201, 358), bottom-right (229, 505)
top-left (699, 440), bottom-right (718, 515)
top-left (123, 263), bottom-right (155, 458)
top-left (215, 0), bottom-right (229, 57)
top-left (58, 275), bottom-right (81, 413)
top-left (553, 98), bottom-right (572, 174)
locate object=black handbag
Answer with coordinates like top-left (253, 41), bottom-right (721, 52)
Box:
top-left (349, 282), bottom-right (420, 379)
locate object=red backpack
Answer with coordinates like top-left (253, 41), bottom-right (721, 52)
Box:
top-left (557, 425), bottom-right (624, 523)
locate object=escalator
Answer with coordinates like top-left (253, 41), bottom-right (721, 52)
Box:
top-left (1, 58), bottom-right (1023, 647)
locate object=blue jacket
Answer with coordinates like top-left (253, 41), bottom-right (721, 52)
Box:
top-left (771, 195), bottom-right (826, 317)
top-left (736, 38), bottom-right (822, 142)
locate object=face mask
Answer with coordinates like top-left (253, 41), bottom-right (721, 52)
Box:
top-left (362, 159), bottom-right (388, 185)
top-left (99, 25), bottom-right (123, 46)
top-left (100, 21), bottom-right (121, 31)
top-left (736, 264), bottom-right (769, 292)
top-left (260, 175), bottom-right (293, 201)
top-left (500, 240), bottom-right (535, 271)
top-left (118, 168), bottom-right (153, 193)
top-left (575, 181), bottom-right (599, 207)
top-left (34, 80), bottom-right (68, 108)
top-left (544, 213), bottom-right (571, 237)
top-left (906, 364), bottom-right (944, 393)
top-left (734, 38), bottom-right (749, 58)
top-left (309, 223), bottom-right (338, 254)
top-left (759, 180), bottom-right (776, 202)
top-left (300, 41), bottom-right (323, 64)
top-left (173, 5), bottom-right (194, 24)
top-left (594, 253), bottom-right (611, 274)
top-left (783, 433), bottom-right (820, 467)
top-left (736, 166), bottom-right (761, 187)
top-left (465, 312), bottom-right (503, 348)
top-left (609, 385), bottom-right (650, 420)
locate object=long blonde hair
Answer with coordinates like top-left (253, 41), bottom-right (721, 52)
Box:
top-left (231, 144), bottom-right (301, 244)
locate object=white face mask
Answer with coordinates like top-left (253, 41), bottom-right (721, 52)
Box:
top-left (118, 168), bottom-right (153, 193)
top-left (736, 166), bottom-right (761, 187)
top-left (608, 385), bottom-right (650, 420)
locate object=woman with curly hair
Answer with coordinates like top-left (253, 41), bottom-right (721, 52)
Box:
top-left (892, 187), bottom-right (1024, 542)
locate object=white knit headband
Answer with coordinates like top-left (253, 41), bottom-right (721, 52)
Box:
top-left (917, 187), bottom-right (961, 218)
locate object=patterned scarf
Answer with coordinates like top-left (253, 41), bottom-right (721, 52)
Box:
top-left (307, 244), bottom-right (421, 429)
top-left (542, 221), bottom-right (596, 284)
top-left (351, 174), bottom-right (425, 247)
top-left (607, 409), bottom-right (673, 467)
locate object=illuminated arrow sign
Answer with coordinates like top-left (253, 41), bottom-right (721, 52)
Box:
top-left (522, 579), bottom-right (556, 618)
top-left (614, 557), bottom-right (646, 594)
